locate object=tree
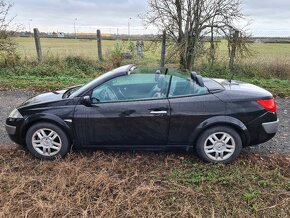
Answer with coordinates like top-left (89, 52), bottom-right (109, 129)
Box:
top-left (143, 0), bottom-right (244, 71)
top-left (0, 0), bottom-right (17, 64)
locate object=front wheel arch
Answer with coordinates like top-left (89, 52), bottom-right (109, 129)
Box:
top-left (21, 117), bottom-right (73, 147)
top-left (25, 122), bottom-right (70, 159)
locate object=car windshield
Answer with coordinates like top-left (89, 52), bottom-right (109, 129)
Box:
top-left (70, 68), bottom-right (124, 98)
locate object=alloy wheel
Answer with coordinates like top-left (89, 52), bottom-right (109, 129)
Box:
top-left (31, 128), bottom-right (62, 156)
top-left (203, 132), bottom-right (236, 161)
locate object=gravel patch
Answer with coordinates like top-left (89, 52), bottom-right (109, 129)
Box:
top-left (0, 90), bottom-right (289, 154)
top-left (0, 90), bottom-right (40, 147)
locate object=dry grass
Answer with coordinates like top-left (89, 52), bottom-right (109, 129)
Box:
top-left (0, 148), bottom-right (289, 217)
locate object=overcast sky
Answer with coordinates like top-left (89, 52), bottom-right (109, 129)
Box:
top-left (8, 0), bottom-right (290, 37)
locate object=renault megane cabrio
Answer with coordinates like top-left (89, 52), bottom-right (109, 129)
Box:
top-left (6, 65), bottom-right (279, 163)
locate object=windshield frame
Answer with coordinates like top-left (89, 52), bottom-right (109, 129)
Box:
top-left (70, 65), bottom-right (134, 98)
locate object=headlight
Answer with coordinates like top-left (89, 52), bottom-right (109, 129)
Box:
top-left (9, 109), bottom-right (23, 119)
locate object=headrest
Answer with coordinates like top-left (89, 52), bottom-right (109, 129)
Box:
top-left (158, 75), bottom-right (165, 88)
top-left (155, 70), bottom-right (161, 81)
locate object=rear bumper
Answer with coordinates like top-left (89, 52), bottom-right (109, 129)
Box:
top-left (246, 112), bottom-right (279, 146)
top-left (262, 119), bottom-right (279, 134)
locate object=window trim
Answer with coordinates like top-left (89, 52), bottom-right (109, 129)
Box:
top-left (167, 92), bottom-right (211, 100)
top-left (90, 95), bottom-right (169, 105)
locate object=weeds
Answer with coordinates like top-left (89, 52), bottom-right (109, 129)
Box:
top-left (0, 148), bottom-right (289, 217)
top-left (0, 47), bottom-right (289, 96)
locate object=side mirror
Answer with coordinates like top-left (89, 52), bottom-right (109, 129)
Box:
top-left (80, 96), bottom-right (91, 107)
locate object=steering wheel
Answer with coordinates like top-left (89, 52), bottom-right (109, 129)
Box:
top-left (103, 86), bottom-right (118, 101)
top-left (116, 87), bottom-right (126, 99)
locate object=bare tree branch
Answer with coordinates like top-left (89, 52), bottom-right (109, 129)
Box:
top-left (142, 0), bottom-right (247, 70)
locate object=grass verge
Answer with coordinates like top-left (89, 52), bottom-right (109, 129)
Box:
top-left (0, 57), bottom-right (289, 96)
top-left (0, 75), bottom-right (90, 91)
top-left (0, 148), bottom-right (289, 217)
top-left (1, 74), bottom-right (289, 97)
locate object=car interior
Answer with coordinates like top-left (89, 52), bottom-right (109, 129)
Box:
top-left (91, 67), bottom-right (208, 103)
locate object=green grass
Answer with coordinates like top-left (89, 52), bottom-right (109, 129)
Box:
top-left (0, 75), bottom-right (90, 91)
top-left (14, 37), bottom-right (290, 62)
top-left (14, 37), bottom-right (161, 65)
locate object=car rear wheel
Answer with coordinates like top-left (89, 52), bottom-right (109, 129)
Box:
top-left (195, 126), bottom-right (242, 164)
top-left (26, 122), bottom-right (70, 160)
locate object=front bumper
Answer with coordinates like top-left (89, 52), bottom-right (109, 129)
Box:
top-left (6, 118), bottom-right (25, 145)
top-left (262, 119), bottom-right (279, 134)
top-left (5, 124), bottom-right (17, 135)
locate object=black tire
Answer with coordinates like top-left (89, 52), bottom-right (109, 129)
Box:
top-left (195, 126), bottom-right (242, 164)
top-left (25, 122), bottom-right (70, 160)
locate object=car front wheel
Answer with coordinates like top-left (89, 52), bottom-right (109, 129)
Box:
top-left (196, 126), bottom-right (242, 164)
top-left (26, 122), bottom-right (70, 160)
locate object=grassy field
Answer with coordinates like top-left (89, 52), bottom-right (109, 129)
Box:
top-left (0, 147), bottom-right (289, 217)
top-left (14, 37), bottom-right (290, 67)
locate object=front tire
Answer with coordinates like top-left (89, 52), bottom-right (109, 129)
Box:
top-left (26, 122), bottom-right (70, 160)
top-left (195, 126), bottom-right (242, 164)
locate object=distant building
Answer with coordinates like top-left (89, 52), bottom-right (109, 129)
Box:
top-left (57, 32), bottom-right (65, 38)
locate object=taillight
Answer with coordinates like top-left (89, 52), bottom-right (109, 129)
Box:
top-left (256, 99), bottom-right (277, 113)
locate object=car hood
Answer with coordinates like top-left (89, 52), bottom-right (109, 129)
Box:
top-left (19, 89), bottom-right (67, 108)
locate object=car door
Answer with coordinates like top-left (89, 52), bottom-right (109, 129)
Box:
top-left (73, 74), bottom-right (171, 147)
top-left (167, 75), bottom-right (225, 145)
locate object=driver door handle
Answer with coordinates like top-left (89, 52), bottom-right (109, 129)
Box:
top-left (150, 110), bottom-right (167, 114)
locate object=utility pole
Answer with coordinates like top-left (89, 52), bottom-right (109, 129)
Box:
top-left (74, 18), bottom-right (77, 39)
top-left (28, 19), bottom-right (32, 35)
top-left (128, 17), bottom-right (132, 41)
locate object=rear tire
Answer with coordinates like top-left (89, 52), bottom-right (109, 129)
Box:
top-left (26, 122), bottom-right (70, 160)
top-left (195, 126), bottom-right (242, 164)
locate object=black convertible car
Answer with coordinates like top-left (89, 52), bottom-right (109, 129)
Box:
top-left (6, 65), bottom-right (279, 163)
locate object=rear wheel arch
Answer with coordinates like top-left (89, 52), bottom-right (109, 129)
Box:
top-left (190, 116), bottom-right (250, 147)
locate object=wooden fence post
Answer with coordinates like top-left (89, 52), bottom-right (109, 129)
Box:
top-left (160, 30), bottom-right (166, 67)
top-left (33, 28), bottom-right (43, 63)
top-left (229, 30), bottom-right (239, 69)
top-left (97, 29), bottom-right (103, 63)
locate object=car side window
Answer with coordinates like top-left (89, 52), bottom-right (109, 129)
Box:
top-left (169, 76), bottom-right (209, 97)
top-left (91, 74), bottom-right (170, 103)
